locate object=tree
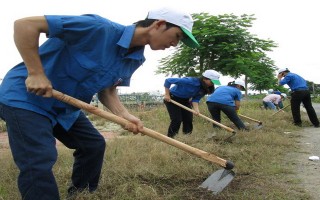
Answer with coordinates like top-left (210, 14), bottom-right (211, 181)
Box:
top-left (156, 13), bottom-right (278, 94)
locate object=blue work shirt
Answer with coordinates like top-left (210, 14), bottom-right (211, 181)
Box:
top-left (279, 72), bottom-right (308, 91)
top-left (273, 91), bottom-right (281, 95)
top-left (0, 14), bottom-right (145, 130)
top-left (206, 86), bottom-right (242, 107)
top-left (164, 77), bottom-right (205, 103)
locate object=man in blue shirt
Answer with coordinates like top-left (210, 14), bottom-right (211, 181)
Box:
top-left (163, 70), bottom-right (221, 138)
top-left (278, 68), bottom-right (319, 127)
top-left (206, 80), bottom-right (248, 131)
top-left (0, 7), bottom-right (199, 200)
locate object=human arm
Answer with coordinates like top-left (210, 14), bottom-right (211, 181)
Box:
top-left (164, 87), bottom-right (171, 102)
top-left (14, 16), bottom-right (53, 97)
top-left (98, 87), bottom-right (143, 134)
top-left (192, 102), bottom-right (200, 115)
top-left (277, 72), bottom-right (283, 85)
top-left (235, 100), bottom-right (241, 113)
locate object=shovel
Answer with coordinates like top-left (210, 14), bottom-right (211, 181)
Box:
top-left (52, 89), bottom-right (235, 194)
top-left (169, 99), bottom-right (236, 140)
top-left (238, 114), bottom-right (263, 129)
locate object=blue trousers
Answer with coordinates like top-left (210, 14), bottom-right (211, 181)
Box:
top-left (0, 104), bottom-right (106, 200)
top-left (263, 101), bottom-right (277, 110)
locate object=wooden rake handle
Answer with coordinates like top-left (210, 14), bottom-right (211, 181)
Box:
top-left (271, 104), bottom-right (291, 116)
top-left (52, 90), bottom-right (234, 170)
top-left (238, 114), bottom-right (262, 125)
top-left (169, 99), bottom-right (236, 133)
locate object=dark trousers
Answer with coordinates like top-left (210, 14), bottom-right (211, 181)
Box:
top-left (290, 90), bottom-right (319, 126)
top-left (0, 104), bottom-right (106, 200)
top-left (164, 96), bottom-right (193, 138)
top-left (206, 102), bottom-right (247, 130)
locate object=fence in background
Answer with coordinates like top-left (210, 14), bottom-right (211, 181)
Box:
top-left (91, 94), bottom-right (164, 110)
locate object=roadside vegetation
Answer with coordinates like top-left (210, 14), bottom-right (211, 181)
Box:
top-left (0, 99), bottom-right (314, 199)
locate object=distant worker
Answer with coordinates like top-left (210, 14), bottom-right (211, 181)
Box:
top-left (262, 93), bottom-right (286, 111)
top-left (278, 68), bottom-right (319, 127)
top-left (163, 70), bottom-right (221, 138)
top-left (206, 80), bottom-right (249, 131)
top-left (272, 90), bottom-right (284, 108)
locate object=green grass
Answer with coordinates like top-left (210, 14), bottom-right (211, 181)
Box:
top-left (0, 100), bottom-right (312, 199)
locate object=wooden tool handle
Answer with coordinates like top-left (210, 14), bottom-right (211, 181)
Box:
top-left (271, 104), bottom-right (291, 116)
top-left (169, 99), bottom-right (236, 133)
top-left (52, 90), bottom-right (233, 169)
top-left (238, 114), bottom-right (262, 124)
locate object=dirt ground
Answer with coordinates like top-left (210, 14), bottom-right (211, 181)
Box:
top-left (286, 103), bottom-right (320, 200)
top-left (290, 127), bottom-right (320, 199)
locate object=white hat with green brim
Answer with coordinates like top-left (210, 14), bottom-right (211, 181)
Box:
top-left (202, 70), bottom-right (221, 85)
top-left (147, 7), bottom-right (200, 48)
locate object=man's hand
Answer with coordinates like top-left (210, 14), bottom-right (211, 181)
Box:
top-left (122, 113), bottom-right (144, 135)
top-left (25, 73), bottom-right (53, 97)
top-left (163, 94), bottom-right (171, 102)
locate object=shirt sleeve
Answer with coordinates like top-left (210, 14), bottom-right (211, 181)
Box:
top-left (164, 78), bottom-right (186, 88)
top-left (234, 89), bottom-right (242, 101)
top-left (279, 75), bottom-right (291, 85)
top-left (45, 14), bottom-right (112, 43)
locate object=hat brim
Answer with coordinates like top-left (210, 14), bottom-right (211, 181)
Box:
top-left (181, 27), bottom-right (200, 48)
top-left (211, 79), bottom-right (221, 85)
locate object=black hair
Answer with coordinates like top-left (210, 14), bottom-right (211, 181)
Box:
top-left (228, 81), bottom-right (239, 87)
top-left (227, 81), bottom-right (234, 86)
top-left (228, 81), bottom-right (245, 91)
top-left (134, 19), bottom-right (180, 30)
top-left (133, 19), bottom-right (187, 41)
top-left (200, 76), bottom-right (215, 95)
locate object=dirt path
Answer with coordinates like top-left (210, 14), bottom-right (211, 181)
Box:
top-left (288, 103), bottom-right (320, 199)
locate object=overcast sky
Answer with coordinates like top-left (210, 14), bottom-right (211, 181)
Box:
top-left (1, 0), bottom-right (319, 94)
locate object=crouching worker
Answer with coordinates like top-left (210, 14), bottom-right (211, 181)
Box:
top-left (206, 80), bottom-right (249, 131)
top-left (262, 93), bottom-right (287, 111)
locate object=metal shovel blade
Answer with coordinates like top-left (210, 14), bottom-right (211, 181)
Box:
top-left (200, 169), bottom-right (235, 195)
top-left (253, 122), bottom-right (263, 130)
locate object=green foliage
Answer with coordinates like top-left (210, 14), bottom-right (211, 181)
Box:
top-left (156, 13), bottom-right (278, 91)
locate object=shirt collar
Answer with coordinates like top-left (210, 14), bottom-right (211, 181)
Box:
top-left (117, 24), bottom-right (136, 49)
top-left (117, 24), bottom-right (145, 61)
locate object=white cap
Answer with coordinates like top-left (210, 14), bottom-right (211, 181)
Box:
top-left (202, 70), bottom-right (221, 85)
top-left (278, 68), bottom-right (290, 74)
top-left (234, 79), bottom-right (246, 90)
top-left (281, 93), bottom-right (287, 98)
top-left (147, 7), bottom-right (199, 48)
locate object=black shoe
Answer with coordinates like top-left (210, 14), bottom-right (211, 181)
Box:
top-left (314, 124), bottom-right (319, 128)
top-left (183, 132), bottom-right (192, 135)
